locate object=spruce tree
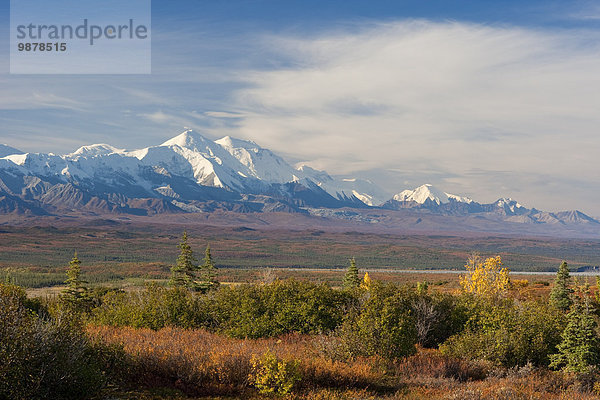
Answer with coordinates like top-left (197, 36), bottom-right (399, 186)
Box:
top-left (550, 296), bottom-right (600, 372)
top-left (169, 231), bottom-right (199, 290)
top-left (199, 244), bottom-right (219, 291)
top-left (343, 257), bottom-right (360, 289)
top-left (550, 261), bottom-right (573, 311)
top-left (60, 252), bottom-right (90, 312)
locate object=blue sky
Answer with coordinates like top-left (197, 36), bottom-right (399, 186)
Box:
top-left (1, 0), bottom-right (600, 214)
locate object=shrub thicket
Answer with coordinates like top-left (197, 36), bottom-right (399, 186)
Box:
top-left (92, 280), bottom-right (470, 361)
top-left (412, 290), bottom-right (469, 348)
top-left (92, 283), bottom-right (208, 330)
top-left (6, 266), bottom-right (600, 398)
top-left (0, 283), bottom-right (108, 400)
top-left (92, 279), bottom-right (352, 338)
top-left (440, 298), bottom-right (565, 368)
top-left (213, 280), bottom-right (351, 338)
top-left (334, 282), bottom-right (418, 360)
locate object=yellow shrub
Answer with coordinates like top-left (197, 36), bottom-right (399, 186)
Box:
top-left (249, 351), bottom-right (301, 395)
top-left (459, 255), bottom-right (510, 297)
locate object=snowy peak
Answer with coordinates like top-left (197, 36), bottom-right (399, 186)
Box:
top-left (216, 135), bottom-right (303, 184)
top-left (296, 165), bottom-right (333, 182)
top-left (392, 184), bottom-right (472, 205)
top-left (0, 129), bottom-right (386, 206)
top-left (158, 130), bottom-right (392, 205)
top-left (69, 144), bottom-right (124, 157)
top-left (154, 129), bottom-right (258, 189)
top-left (0, 144), bottom-right (24, 158)
top-left (216, 136), bottom-right (261, 150)
top-left (161, 129), bottom-right (214, 151)
top-left (496, 197), bottom-right (523, 207)
top-left (495, 197), bottom-right (527, 215)
top-left (383, 184), bottom-right (599, 225)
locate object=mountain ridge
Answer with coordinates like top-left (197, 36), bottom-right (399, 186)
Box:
top-left (0, 130), bottom-right (597, 236)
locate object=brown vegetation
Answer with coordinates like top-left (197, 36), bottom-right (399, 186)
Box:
top-left (88, 326), bottom-right (600, 399)
top-left (87, 326), bottom-right (383, 397)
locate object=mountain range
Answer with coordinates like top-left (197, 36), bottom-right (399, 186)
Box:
top-left (0, 129), bottom-right (597, 233)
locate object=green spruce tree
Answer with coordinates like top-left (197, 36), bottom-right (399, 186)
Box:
top-left (199, 244), bottom-right (219, 292)
top-left (550, 261), bottom-right (573, 311)
top-left (343, 257), bottom-right (360, 289)
top-left (60, 252), bottom-right (91, 312)
top-left (550, 295), bottom-right (600, 372)
top-left (169, 231), bottom-right (199, 290)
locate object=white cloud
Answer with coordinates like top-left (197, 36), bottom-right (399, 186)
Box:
top-left (138, 110), bottom-right (174, 123)
top-left (229, 21), bottom-right (600, 213)
top-left (204, 110), bottom-right (244, 118)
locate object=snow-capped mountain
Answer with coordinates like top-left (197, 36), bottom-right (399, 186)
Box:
top-left (492, 198), bottom-right (530, 216)
top-left (391, 184), bottom-right (473, 205)
top-left (215, 135), bottom-right (300, 184)
top-left (69, 144), bottom-right (125, 157)
top-left (297, 165), bottom-right (388, 206)
top-left (0, 131), bottom-right (597, 231)
top-left (382, 184), bottom-right (598, 225)
top-left (0, 129), bottom-right (385, 215)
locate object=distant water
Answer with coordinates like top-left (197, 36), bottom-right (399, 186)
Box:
top-left (276, 267), bottom-right (600, 276)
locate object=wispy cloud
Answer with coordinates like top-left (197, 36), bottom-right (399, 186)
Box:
top-left (0, 85), bottom-right (87, 112)
top-left (204, 111), bottom-right (244, 118)
top-left (138, 110), bottom-right (174, 123)
top-left (227, 20), bottom-right (600, 213)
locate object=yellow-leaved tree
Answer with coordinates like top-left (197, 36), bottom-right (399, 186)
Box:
top-left (459, 254), bottom-right (510, 297)
top-left (360, 272), bottom-right (372, 290)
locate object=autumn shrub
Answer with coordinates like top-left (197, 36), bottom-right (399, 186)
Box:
top-left (298, 388), bottom-right (378, 400)
top-left (249, 351), bottom-right (302, 395)
top-left (460, 255), bottom-right (511, 297)
top-left (299, 350), bottom-right (383, 389)
top-left (0, 283), bottom-right (108, 400)
top-left (512, 279), bottom-right (529, 289)
top-left (440, 299), bottom-right (564, 368)
top-left (88, 325), bottom-right (246, 394)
